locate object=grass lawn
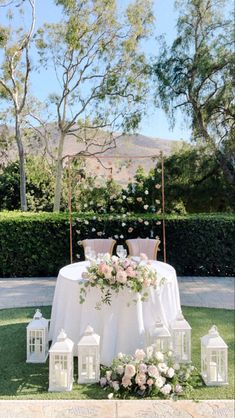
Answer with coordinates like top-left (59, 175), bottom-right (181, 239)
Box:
top-left (0, 306), bottom-right (234, 400)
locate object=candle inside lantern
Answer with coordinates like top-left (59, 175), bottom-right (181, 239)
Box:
top-left (209, 361), bottom-right (217, 381)
top-left (87, 356), bottom-right (94, 379)
top-left (60, 369), bottom-right (68, 387)
top-left (35, 338), bottom-right (41, 355)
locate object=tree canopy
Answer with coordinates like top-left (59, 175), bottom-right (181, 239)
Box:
top-left (153, 0), bottom-right (234, 184)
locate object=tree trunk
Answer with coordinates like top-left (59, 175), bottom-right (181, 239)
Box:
top-left (53, 132), bottom-right (65, 212)
top-left (15, 116), bottom-right (28, 211)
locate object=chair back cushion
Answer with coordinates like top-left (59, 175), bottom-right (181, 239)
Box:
top-left (82, 238), bottom-right (116, 255)
top-left (126, 238), bottom-right (160, 260)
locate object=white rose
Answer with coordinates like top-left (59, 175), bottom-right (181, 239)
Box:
top-left (160, 383), bottom-right (172, 395)
top-left (155, 351), bottom-right (164, 362)
top-left (155, 376), bottom-right (164, 388)
top-left (112, 381), bottom-right (120, 392)
top-left (173, 363), bottom-right (180, 371)
top-left (167, 367), bottom-right (175, 378)
top-left (116, 365), bottom-right (124, 375)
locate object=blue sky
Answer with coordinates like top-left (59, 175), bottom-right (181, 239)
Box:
top-left (2, 0), bottom-right (192, 141)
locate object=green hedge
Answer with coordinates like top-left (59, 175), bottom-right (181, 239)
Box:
top-left (0, 212), bottom-right (234, 277)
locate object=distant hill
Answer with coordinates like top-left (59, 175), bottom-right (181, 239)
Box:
top-left (1, 125), bottom-right (184, 184)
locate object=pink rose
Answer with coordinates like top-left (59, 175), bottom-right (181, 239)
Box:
top-left (124, 364), bottom-right (136, 378)
top-left (148, 365), bottom-right (159, 378)
top-left (99, 262), bottom-right (107, 274)
top-left (135, 373), bottom-right (146, 386)
top-left (103, 265), bottom-right (113, 279)
top-left (140, 253), bottom-right (148, 261)
top-left (135, 349), bottom-right (146, 361)
top-left (139, 363), bottom-right (147, 373)
top-left (147, 378), bottom-right (154, 386)
top-left (116, 269), bottom-right (127, 284)
top-left (122, 375), bottom-right (132, 388)
top-left (123, 259), bottom-right (131, 268)
top-left (126, 266), bottom-right (136, 278)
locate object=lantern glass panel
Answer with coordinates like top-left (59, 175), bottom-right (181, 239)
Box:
top-left (29, 330), bottom-right (43, 354)
top-left (81, 349), bottom-right (96, 380)
top-left (52, 354), bottom-right (68, 387)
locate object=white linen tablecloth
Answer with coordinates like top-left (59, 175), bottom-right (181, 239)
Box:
top-left (49, 260), bottom-right (181, 365)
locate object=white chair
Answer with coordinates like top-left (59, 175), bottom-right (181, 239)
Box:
top-left (126, 238), bottom-right (161, 260)
top-left (82, 238), bottom-right (116, 257)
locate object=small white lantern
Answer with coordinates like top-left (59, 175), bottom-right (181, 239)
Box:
top-left (77, 325), bottom-right (100, 384)
top-left (26, 309), bottom-right (48, 363)
top-left (171, 312), bottom-right (191, 363)
top-left (201, 325), bottom-right (228, 386)
top-left (48, 329), bottom-right (74, 392)
top-left (146, 318), bottom-right (172, 353)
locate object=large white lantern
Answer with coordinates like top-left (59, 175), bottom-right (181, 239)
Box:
top-left (26, 309), bottom-right (48, 363)
top-left (48, 329), bottom-right (74, 392)
top-left (171, 312), bottom-right (191, 363)
top-left (146, 318), bottom-right (172, 353)
top-left (77, 325), bottom-right (100, 384)
top-left (201, 325), bottom-right (228, 386)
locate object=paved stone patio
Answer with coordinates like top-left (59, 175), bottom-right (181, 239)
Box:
top-left (0, 400), bottom-right (234, 418)
top-left (0, 276), bottom-right (234, 310)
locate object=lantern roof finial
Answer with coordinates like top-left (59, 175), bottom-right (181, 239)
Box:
top-left (57, 329), bottom-right (67, 341)
top-left (209, 325), bottom-right (219, 337)
top-left (34, 309), bottom-right (42, 320)
top-left (84, 325), bottom-right (94, 335)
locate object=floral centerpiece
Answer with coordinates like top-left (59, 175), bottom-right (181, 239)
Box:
top-left (100, 349), bottom-right (196, 399)
top-left (80, 253), bottom-right (163, 308)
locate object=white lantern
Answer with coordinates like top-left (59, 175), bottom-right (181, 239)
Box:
top-left (77, 325), bottom-right (100, 384)
top-left (146, 318), bottom-right (172, 353)
top-left (26, 309), bottom-right (48, 363)
top-left (48, 329), bottom-right (74, 392)
top-left (201, 325), bottom-right (228, 386)
top-left (171, 312), bottom-right (191, 363)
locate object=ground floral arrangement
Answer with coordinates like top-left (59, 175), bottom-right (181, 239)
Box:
top-left (100, 349), bottom-right (197, 399)
top-left (80, 254), bottom-right (164, 308)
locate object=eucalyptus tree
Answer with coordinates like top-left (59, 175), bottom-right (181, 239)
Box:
top-left (153, 0), bottom-right (234, 184)
top-left (0, 0), bottom-right (35, 210)
top-left (36, 0), bottom-right (154, 212)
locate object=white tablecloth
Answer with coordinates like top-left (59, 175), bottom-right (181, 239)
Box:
top-left (49, 260), bottom-right (181, 365)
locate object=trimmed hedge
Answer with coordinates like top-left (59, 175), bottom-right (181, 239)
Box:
top-left (0, 212), bottom-right (234, 277)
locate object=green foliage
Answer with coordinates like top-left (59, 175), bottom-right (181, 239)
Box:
top-left (0, 157), bottom-right (59, 211)
top-left (153, 0), bottom-right (235, 184)
top-left (0, 212), bottom-right (234, 277)
top-left (125, 144), bottom-right (235, 213)
top-left (0, 306), bottom-right (234, 399)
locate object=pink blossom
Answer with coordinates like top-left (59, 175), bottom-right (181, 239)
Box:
top-left (99, 262), bottom-right (108, 274)
top-left (140, 385), bottom-right (146, 390)
top-left (148, 365), bottom-right (159, 378)
top-left (139, 363), bottom-right (147, 373)
top-left (147, 378), bottom-right (154, 386)
top-left (122, 375), bottom-right (132, 388)
top-left (123, 259), bottom-right (131, 268)
top-left (124, 364), bottom-right (136, 378)
top-left (135, 373), bottom-right (147, 386)
top-left (103, 265), bottom-right (113, 279)
top-left (126, 266), bottom-right (136, 278)
top-left (116, 270), bottom-right (127, 284)
top-left (135, 349), bottom-right (146, 361)
top-left (175, 384), bottom-right (183, 393)
top-left (140, 253), bottom-right (148, 261)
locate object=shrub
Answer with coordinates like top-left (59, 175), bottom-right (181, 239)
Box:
top-left (0, 212), bottom-right (234, 277)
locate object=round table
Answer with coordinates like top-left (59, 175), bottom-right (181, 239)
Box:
top-left (49, 260), bottom-right (181, 365)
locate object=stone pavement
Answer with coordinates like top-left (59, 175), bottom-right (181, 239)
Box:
top-left (0, 276), bottom-right (234, 310)
top-left (0, 400), bottom-right (234, 418)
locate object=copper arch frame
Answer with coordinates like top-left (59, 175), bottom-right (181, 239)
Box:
top-left (67, 152), bottom-right (166, 264)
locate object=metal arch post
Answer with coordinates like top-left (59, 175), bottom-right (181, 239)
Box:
top-left (68, 157), bottom-right (73, 264)
top-left (161, 153), bottom-right (166, 263)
